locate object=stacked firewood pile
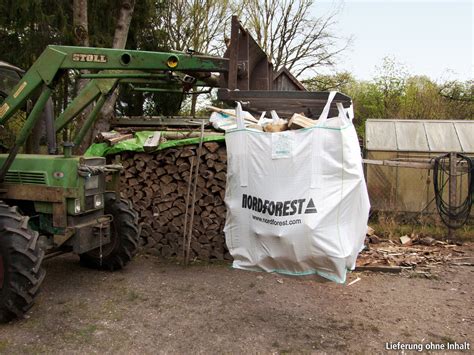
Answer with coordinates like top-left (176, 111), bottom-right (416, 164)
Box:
top-left (117, 141), bottom-right (231, 261)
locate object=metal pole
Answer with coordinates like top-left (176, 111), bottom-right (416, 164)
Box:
top-left (448, 152), bottom-right (457, 239)
top-left (185, 121), bottom-right (205, 265)
top-left (182, 157), bottom-right (194, 261)
top-left (73, 94), bottom-right (107, 148)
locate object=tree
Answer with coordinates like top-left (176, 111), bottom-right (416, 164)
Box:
top-left (0, 0), bottom-right (72, 69)
top-left (66, 0), bottom-right (140, 152)
top-left (240, 0), bottom-right (350, 77)
top-left (86, 0), bottom-right (136, 152)
top-left (439, 79), bottom-right (474, 103)
top-left (157, 0), bottom-right (233, 55)
top-left (399, 76), bottom-right (442, 119)
top-left (301, 71), bottom-right (354, 92)
top-left (438, 79), bottom-right (473, 120)
top-left (73, 0), bottom-right (89, 47)
top-left (73, 0), bottom-right (89, 95)
top-left (372, 56), bottom-right (408, 118)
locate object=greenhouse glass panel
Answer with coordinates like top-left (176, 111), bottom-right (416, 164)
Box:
top-left (425, 122), bottom-right (461, 152)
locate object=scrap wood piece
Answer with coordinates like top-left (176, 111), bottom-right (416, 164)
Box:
top-left (207, 105), bottom-right (258, 123)
top-left (96, 131), bottom-right (118, 142)
top-left (451, 256), bottom-right (474, 260)
top-left (400, 235), bottom-right (412, 245)
top-left (161, 130), bottom-right (223, 140)
top-left (288, 113), bottom-right (317, 129)
top-left (347, 277), bottom-right (361, 286)
top-left (96, 131), bottom-right (134, 145)
top-left (143, 132), bottom-right (161, 152)
top-left (108, 133), bottom-right (133, 144)
top-left (450, 262), bottom-right (474, 267)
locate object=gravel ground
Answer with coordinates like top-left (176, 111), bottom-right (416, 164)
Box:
top-left (0, 245), bottom-right (472, 354)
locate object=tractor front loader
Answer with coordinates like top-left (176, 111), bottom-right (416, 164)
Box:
top-left (0, 45), bottom-right (228, 322)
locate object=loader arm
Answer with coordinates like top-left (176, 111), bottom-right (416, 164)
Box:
top-left (0, 45), bottom-right (229, 181)
top-left (0, 45), bottom-right (228, 126)
top-left (54, 70), bottom-right (209, 133)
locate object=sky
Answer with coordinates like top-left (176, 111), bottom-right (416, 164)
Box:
top-left (312, 0), bottom-right (473, 81)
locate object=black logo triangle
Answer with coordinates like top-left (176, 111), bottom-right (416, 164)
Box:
top-left (304, 198), bottom-right (317, 214)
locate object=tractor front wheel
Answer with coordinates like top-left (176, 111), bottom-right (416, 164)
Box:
top-left (79, 193), bottom-right (139, 271)
top-left (0, 202), bottom-right (45, 323)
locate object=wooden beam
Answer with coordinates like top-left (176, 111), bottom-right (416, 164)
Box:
top-left (363, 159), bottom-right (432, 169)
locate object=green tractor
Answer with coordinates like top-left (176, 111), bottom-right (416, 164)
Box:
top-left (0, 45), bottom-right (228, 322)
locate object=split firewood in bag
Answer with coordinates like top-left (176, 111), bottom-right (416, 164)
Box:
top-left (263, 122), bottom-right (288, 132)
top-left (289, 113), bottom-right (317, 130)
top-left (263, 110), bottom-right (288, 132)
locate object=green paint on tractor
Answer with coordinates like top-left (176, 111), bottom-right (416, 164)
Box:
top-left (0, 154), bottom-right (87, 188)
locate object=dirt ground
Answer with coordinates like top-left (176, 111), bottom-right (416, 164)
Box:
top-left (0, 245), bottom-right (473, 354)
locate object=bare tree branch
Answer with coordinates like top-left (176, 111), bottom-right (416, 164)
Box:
top-left (156, 0), bottom-right (233, 56)
top-left (240, 0), bottom-right (350, 78)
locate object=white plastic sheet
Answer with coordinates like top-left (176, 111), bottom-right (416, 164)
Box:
top-left (223, 92), bottom-right (370, 283)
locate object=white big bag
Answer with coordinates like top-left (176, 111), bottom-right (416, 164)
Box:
top-left (223, 92), bottom-right (370, 283)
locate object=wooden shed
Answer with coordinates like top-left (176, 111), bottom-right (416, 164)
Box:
top-left (364, 119), bottom-right (474, 215)
top-left (272, 67), bottom-right (306, 91)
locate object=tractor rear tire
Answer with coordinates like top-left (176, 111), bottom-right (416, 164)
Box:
top-left (0, 202), bottom-right (45, 323)
top-left (79, 193), bottom-right (139, 271)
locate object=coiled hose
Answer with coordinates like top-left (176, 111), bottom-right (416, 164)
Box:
top-left (433, 153), bottom-right (473, 229)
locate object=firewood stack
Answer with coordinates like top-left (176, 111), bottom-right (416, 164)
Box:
top-left (116, 141), bottom-right (231, 261)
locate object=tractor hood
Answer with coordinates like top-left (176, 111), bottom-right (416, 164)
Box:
top-left (0, 154), bottom-right (105, 188)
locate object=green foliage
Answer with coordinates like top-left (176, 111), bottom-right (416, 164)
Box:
top-left (373, 56), bottom-right (408, 118)
top-left (0, 0), bottom-right (162, 68)
top-left (440, 79), bottom-right (474, 102)
top-left (302, 72), bottom-right (354, 92)
top-left (0, 0), bottom-right (72, 68)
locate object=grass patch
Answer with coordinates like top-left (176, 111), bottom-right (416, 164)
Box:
top-left (126, 289), bottom-right (149, 302)
top-left (60, 324), bottom-right (100, 345)
top-left (440, 335), bottom-right (456, 344)
top-left (408, 272), bottom-right (440, 280)
top-left (97, 299), bottom-right (124, 321)
top-left (127, 290), bottom-right (141, 302)
top-left (77, 325), bottom-right (97, 338)
top-left (0, 340), bottom-right (10, 353)
top-left (370, 213), bottom-right (474, 241)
